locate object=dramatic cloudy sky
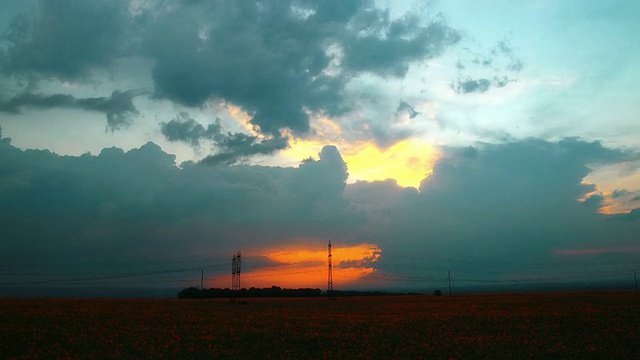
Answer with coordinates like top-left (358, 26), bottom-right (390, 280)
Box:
top-left (1, 0), bottom-right (639, 295)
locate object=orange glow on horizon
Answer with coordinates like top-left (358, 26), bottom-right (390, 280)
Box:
top-left (553, 246), bottom-right (640, 256)
top-left (208, 242), bottom-right (381, 289)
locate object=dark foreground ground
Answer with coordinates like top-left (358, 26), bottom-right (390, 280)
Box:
top-left (1, 291), bottom-right (638, 359)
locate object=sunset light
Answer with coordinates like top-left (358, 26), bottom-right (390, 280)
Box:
top-left (2, 0), bottom-right (639, 307)
top-left (581, 161), bottom-right (640, 214)
top-left (209, 243), bottom-right (381, 289)
top-left (284, 137), bottom-right (439, 189)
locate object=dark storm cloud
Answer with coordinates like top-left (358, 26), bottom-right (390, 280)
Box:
top-left (0, 90), bottom-right (139, 130)
top-left (346, 138), bottom-right (640, 283)
top-left (294, 145), bottom-right (349, 201)
top-left (0, 0), bottom-right (461, 156)
top-left (396, 100), bottom-right (419, 119)
top-left (0, 0), bottom-right (131, 80)
top-left (339, 13), bottom-right (460, 76)
top-left (452, 76), bottom-right (514, 94)
top-left (160, 114), bottom-right (222, 147)
top-left (1, 135), bottom-right (639, 291)
top-left (3, 125), bottom-right (638, 291)
top-left (199, 134), bottom-right (289, 166)
top-left (144, 0), bottom-right (460, 135)
top-left (160, 113), bottom-right (289, 165)
top-left (0, 135), bottom-right (352, 274)
top-left (617, 208), bottom-right (640, 221)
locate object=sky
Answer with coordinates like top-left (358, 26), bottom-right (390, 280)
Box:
top-left (1, 0), bottom-right (639, 296)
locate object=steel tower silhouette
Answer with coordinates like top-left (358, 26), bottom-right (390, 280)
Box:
top-left (328, 240), bottom-right (333, 295)
top-left (231, 250), bottom-right (241, 291)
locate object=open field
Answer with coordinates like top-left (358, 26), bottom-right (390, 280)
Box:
top-left (1, 292), bottom-right (639, 359)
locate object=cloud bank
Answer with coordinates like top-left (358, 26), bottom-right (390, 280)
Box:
top-left (1, 0), bottom-right (460, 139)
top-left (1, 129), bottom-right (638, 290)
top-left (0, 90), bottom-right (139, 130)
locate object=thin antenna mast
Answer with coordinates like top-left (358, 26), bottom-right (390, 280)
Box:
top-left (232, 253), bottom-right (237, 290)
top-left (328, 240), bottom-right (333, 296)
top-left (201, 268), bottom-right (204, 291)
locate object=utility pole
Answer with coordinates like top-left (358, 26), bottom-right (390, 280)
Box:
top-left (232, 253), bottom-right (237, 290)
top-left (448, 271), bottom-right (452, 295)
top-left (328, 240), bottom-right (333, 297)
top-left (201, 268), bottom-right (204, 291)
top-left (634, 269), bottom-right (638, 291)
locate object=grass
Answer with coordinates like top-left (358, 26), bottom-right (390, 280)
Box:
top-left (1, 291), bottom-right (639, 359)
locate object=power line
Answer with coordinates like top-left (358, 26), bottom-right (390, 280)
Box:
top-left (3, 250), bottom-right (638, 290)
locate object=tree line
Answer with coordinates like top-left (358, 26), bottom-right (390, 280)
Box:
top-left (177, 286), bottom-right (414, 298)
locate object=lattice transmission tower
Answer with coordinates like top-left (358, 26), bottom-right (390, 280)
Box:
top-left (231, 250), bottom-right (242, 291)
top-left (328, 240), bottom-right (333, 296)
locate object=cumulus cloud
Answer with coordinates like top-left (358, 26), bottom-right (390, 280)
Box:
top-left (141, 0), bottom-right (460, 135)
top-left (0, 138), bottom-right (353, 270)
top-left (199, 134), bottom-right (289, 166)
top-left (292, 145), bottom-right (349, 205)
top-left (160, 114), bottom-right (215, 148)
top-left (0, 0), bottom-right (131, 80)
top-left (0, 90), bottom-right (139, 130)
top-left (160, 113), bottom-right (289, 165)
top-left (0, 0), bottom-right (461, 162)
top-left (1, 136), bottom-right (638, 290)
top-left (346, 138), bottom-right (640, 282)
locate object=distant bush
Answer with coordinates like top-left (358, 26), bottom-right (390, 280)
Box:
top-left (434, 289), bottom-right (442, 296)
top-left (177, 287), bottom-right (203, 299)
top-left (177, 287), bottom-right (416, 299)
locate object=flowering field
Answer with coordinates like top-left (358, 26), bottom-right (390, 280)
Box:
top-left (1, 291), bottom-right (638, 359)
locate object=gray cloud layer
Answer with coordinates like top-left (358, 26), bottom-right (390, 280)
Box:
top-left (0, 90), bottom-right (138, 130)
top-left (160, 113), bottom-right (289, 165)
top-left (144, 1), bottom-right (459, 135)
top-left (1, 128), bottom-right (638, 290)
top-left (0, 0), bottom-right (130, 80)
top-left (0, 0), bottom-right (460, 138)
